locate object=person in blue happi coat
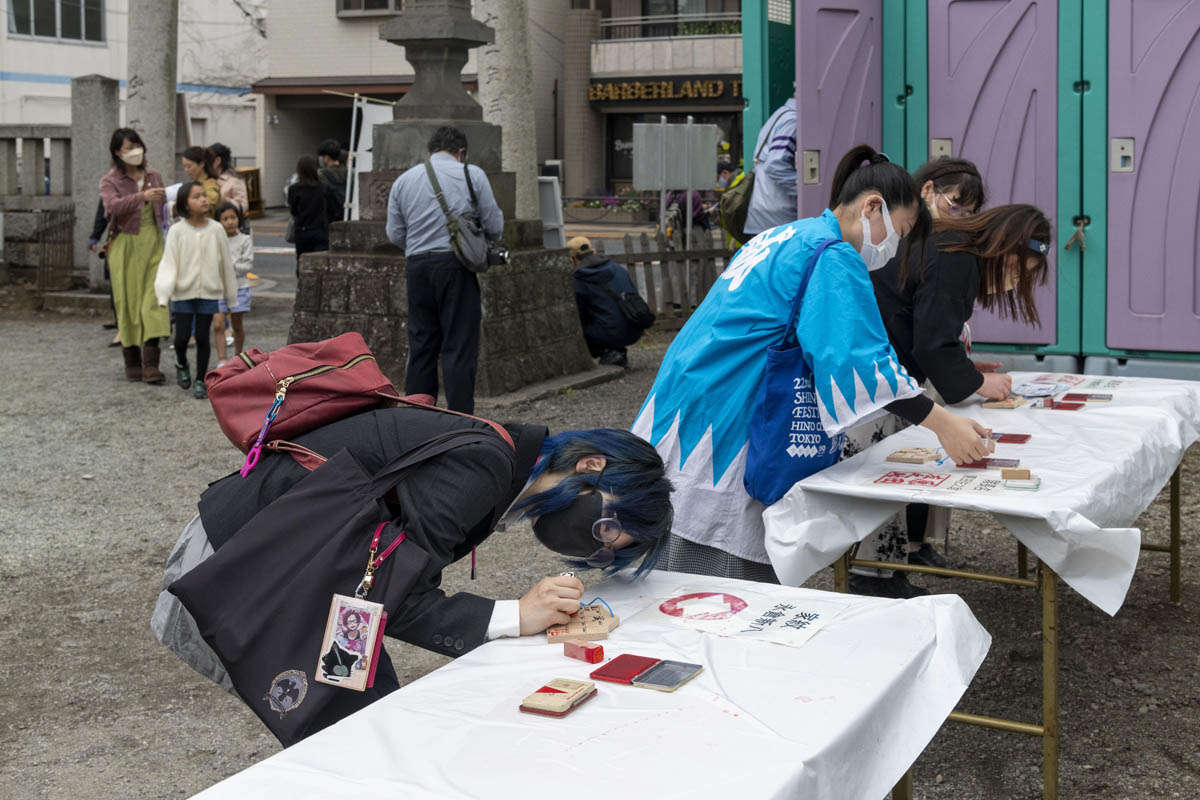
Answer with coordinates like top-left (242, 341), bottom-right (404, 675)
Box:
top-left (633, 144), bottom-right (993, 590)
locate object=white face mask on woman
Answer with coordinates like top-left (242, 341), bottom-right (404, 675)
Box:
top-left (858, 198), bottom-right (899, 270)
top-left (120, 147), bottom-right (145, 166)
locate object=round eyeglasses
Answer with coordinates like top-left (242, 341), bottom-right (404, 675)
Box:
top-left (585, 513), bottom-right (624, 568)
top-left (936, 190), bottom-right (969, 218)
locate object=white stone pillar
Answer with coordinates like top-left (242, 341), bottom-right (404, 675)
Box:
top-left (125, 0), bottom-right (179, 182)
top-left (475, 0), bottom-right (540, 220)
top-left (71, 74), bottom-right (120, 289)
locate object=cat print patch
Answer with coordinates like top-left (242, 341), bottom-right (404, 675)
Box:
top-left (265, 669), bottom-right (308, 718)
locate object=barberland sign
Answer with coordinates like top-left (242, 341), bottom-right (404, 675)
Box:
top-left (589, 75), bottom-right (743, 106)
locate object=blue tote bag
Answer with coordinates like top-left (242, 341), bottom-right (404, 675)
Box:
top-left (744, 238), bottom-right (845, 505)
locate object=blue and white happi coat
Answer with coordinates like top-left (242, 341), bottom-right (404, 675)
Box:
top-left (632, 210), bottom-right (923, 563)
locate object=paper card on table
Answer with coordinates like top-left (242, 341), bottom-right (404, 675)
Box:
top-left (1078, 377), bottom-right (1124, 390)
top-left (633, 586), bottom-right (851, 648)
top-left (1012, 383), bottom-right (1061, 398)
top-left (865, 470), bottom-right (1008, 495)
top-left (1031, 374), bottom-right (1086, 386)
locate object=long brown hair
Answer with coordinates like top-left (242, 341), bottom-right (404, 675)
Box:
top-left (906, 204), bottom-right (1051, 326)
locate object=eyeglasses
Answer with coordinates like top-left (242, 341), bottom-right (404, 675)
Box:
top-left (585, 512), bottom-right (624, 569)
top-left (935, 190), bottom-right (969, 218)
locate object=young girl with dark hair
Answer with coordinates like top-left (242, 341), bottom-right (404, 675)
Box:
top-left (99, 127), bottom-right (171, 383)
top-left (211, 202), bottom-right (253, 364)
top-left (635, 144), bottom-right (992, 583)
top-left (154, 182), bottom-right (239, 399)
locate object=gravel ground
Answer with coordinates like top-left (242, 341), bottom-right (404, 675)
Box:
top-left (1, 286), bottom-right (1197, 800)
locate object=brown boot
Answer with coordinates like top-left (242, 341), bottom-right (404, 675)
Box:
top-left (142, 344), bottom-right (166, 384)
top-left (122, 346), bottom-right (142, 382)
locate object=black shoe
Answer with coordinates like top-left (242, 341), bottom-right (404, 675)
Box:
top-left (175, 362), bottom-right (191, 390)
top-left (598, 349), bottom-right (628, 367)
top-left (193, 379), bottom-right (208, 400)
top-left (848, 572), bottom-right (930, 599)
top-left (908, 543), bottom-right (948, 570)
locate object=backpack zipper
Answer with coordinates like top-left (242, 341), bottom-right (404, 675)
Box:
top-left (274, 353), bottom-right (377, 401)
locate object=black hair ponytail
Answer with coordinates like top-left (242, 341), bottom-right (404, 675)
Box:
top-left (829, 144), bottom-right (925, 213)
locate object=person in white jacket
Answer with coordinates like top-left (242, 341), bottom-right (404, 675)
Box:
top-left (154, 181), bottom-right (238, 399)
top-left (211, 202), bottom-right (254, 365)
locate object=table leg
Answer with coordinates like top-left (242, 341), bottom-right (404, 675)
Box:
top-left (1041, 564), bottom-right (1059, 800)
top-left (834, 550), bottom-right (850, 593)
top-left (891, 768), bottom-right (913, 800)
top-left (1018, 542), bottom-right (1028, 579)
top-left (1170, 466), bottom-right (1181, 604)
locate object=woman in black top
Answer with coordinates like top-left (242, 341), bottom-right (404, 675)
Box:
top-left (872, 203), bottom-right (1051, 404)
top-left (851, 204), bottom-right (1051, 596)
top-left (287, 155), bottom-right (336, 267)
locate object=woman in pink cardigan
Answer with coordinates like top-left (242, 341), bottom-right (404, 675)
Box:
top-left (99, 128), bottom-right (171, 384)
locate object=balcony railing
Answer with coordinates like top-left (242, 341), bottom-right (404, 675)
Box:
top-left (600, 12), bottom-right (741, 40)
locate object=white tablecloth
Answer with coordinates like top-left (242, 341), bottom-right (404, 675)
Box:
top-left (193, 572), bottom-right (991, 800)
top-left (766, 373), bottom-right (1200, 616)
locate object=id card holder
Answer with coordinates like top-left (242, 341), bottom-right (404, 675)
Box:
top-left (315, 593), bottom-right (387, 692)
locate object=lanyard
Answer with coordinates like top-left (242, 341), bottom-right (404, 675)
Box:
top-left (355, 522), bottom-right (407, 599)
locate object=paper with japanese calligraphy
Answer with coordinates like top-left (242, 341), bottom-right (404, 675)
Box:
top-left (632, 586), bottom-right (850, 648)
top-left (868, 470), bottom-right (1008, 495)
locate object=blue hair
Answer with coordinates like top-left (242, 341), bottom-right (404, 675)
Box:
top-left (515, 429), bottom-right (673, 577)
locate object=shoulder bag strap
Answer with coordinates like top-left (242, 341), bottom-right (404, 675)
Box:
top-left (463, 163), bottom-right (481, 216)
top-left (423, 157), bottom-right (456, 225)
top-left (367, 428), bottom-right (510, 497)
top-left (395, 395), bottom-right (515, 450)
top-left (782, 238), bottom-right (840, 346)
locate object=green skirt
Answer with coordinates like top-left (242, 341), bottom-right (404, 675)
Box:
top-left (109, 203), bottom-right (171, 347)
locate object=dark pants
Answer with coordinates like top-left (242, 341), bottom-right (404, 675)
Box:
top-left (174, 313), bottom-right (212, 378)
top-left (404, 251), bottom-right (481, 413)
top-left (294, 229), bottom-right (329, 274)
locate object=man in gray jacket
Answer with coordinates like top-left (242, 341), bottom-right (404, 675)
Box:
top-left (386, 126), bottom-right (504, 413)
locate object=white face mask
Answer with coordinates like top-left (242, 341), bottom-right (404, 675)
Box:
top-left (858, 198), bottom-right (899, 270)
top-left (120, 147), bottom-right (145, 166)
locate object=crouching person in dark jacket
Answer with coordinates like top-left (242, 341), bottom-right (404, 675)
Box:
top-left (569, 236), bottom-right (649, 368)
top-left (155, 403), bottom-right (673, 743)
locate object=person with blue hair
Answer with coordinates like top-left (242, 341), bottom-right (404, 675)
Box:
top-left (157, 404), bottom-right (673, 726)
top-left (633, 144), bottom-right (992, 592)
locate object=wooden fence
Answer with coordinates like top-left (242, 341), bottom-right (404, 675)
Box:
top-left (607, 229), bottom-right (735, 329)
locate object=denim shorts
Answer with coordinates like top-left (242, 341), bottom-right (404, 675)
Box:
top-left (170, 298), bottom-right (221, 315)
top-left (218, 286), bottom-right (252, 314)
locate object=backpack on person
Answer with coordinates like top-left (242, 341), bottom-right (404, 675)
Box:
top-left (718, 114), bottom-right (786, 245)
top-left (601, 281), bottom-right (655, 330)
top-left (424, 158), bottom-right (491, 273)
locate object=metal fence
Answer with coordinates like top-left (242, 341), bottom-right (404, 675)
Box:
top-left (37, 209), bottom-right (75, 291)
top-left (599, 12), bottom-right (741, 40)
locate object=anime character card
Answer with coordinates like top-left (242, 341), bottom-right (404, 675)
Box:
top-left (314, 594), bottom-right (386, 692)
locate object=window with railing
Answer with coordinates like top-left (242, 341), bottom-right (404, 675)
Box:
top-left (600, 11), bottom-right (740, 40)
top-left (6, 0), bottom-right (104, 43)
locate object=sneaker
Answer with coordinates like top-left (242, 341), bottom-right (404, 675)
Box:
top-left (848, 572), bottom-right (930, 599)
top-left (908, 542), bottom-right (948, 570)
top-left (175, 362), bottom-right (191, 390)
top-left (193, 379), bottom-right (208, 400)
top-left (597, 349), bottom-right (628, 368)
top-left (216, 360), bottom-right (226, 369)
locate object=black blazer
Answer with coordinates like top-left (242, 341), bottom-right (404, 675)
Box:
top-left (198, 406), bottom-right (547, 659)
top-left (872, 231), bottom-right (985, 404)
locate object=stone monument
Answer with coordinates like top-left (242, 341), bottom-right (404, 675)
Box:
top-left (70, 74), bottom-right (120, 289)
top-left (290, 0), bottom-right (595, 398)
top-left (124, 0), bottom-right (179, 181)
top-left (476, 0), bottom-right (540, 220)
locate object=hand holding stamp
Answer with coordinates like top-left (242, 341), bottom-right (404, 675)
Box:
top-left (520, 574), bottom-right (584, 636)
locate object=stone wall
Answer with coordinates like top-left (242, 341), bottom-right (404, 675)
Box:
top-left (1, 197), bottom-right (75, 283)
top-left (290, 221), bottom-right (594, 397)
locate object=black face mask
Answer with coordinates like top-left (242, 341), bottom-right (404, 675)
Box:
top-left (533, 491), bottom-right (604, 558)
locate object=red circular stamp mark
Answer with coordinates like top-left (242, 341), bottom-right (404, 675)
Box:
top-left (659, 592), bottom-right (748, 620)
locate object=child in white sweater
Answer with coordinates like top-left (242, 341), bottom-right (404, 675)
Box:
top-left (155, 181), bottom-right (238, 399)
top-left (211, 202), bottom-right (254, 365)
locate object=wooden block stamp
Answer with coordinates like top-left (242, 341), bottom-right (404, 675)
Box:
top-left (982, 396), bottom-right (1027, 409)
top-left (886, 447), bottom-right (941, 464)
top-left (546, 604), bottom-right (620, 644)
top-left (1001, 468), bottom-right (1031, 480)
